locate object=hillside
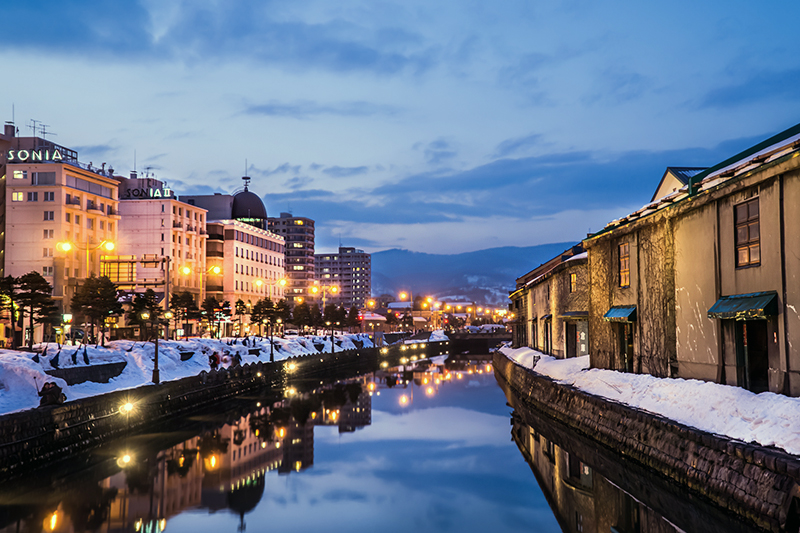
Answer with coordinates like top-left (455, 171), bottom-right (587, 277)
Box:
top-left (371, 242), bottom-right (576, 305)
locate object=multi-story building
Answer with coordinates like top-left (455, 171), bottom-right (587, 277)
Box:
top-left (314, 246), bottom-right (372, 309)
top-left (205, 219), bottom-right (285, 306)
top-left (182, 181), bottom-right (285, 307)
top-left (109, 173), bottom-right (209, 305)
top-left (509, 245), bottom-right (588, 358)
top-left (267, 212), bottom-right (315, 305)
top-left (584, 122), bottom-right (800, 396)
top-left (1, 129), bottom-right (121, 344)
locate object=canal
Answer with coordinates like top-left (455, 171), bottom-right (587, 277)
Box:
top-left (0, 363), bottom-right (561, 533)
top-left (0, 358), bottom-right (782, 533)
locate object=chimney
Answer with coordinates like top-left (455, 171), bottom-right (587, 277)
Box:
top-left (4, 123), bottom-right (14, 137)
top-left (130, 170), bottom-right (138, 179)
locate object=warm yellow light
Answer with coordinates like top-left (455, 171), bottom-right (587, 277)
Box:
top-left (445, 305), bottom-right (451, 311)
top-left (477, 307), bottom-right (483, 312)
top-left (457, 373), bottom-right (463, 379)
top-left (211, 265), bottom-right (221, 274)
top-left (368, 382), bottom-right (376, 391)
top-left (120, 402), bottom-right (134, 414)
top-left (422, 303), bottom-right (428, 308)
top-left (123, 454), bottom-right (131, 464)
top-left (261, 442), bottom-right (266, 448)
top-left (181, 266), bottom-right (191, 275)
top-left (140, 311), bottom-right (150, 320)
top-left (49, 512), bottom-right (58, 531)
top-left (368, 300), bottom-right (375, 307)
top-left (311, 286), bottom-right (319, 294)
top-left (422, 377), bottom-right (429, 384)
top-left (103, 241), bottom-right (115, 251)
top-left (400, 395), bottom-right (409, 405)
top-left (279, 428), bottom-right (285, 438)
top-left (296, 297), bottom-right (303, 303)
top-left (380, 361), bottom-right (388, 368)
top-left (457, 305), bottom-right (462, 310)
top-left (159, 519), bottom-right (166, 532)
top-left (331, 286), bottom-right (338, 293)
top-left (210, 455), bottom-right (217, 468)
top-left (426, 297), bottom-right (433, 303)
top-left (255, 279), bottom-right (263, 287)
top-left (399, 292), bottom-right (408, 300)
top-left (164, 311), bottom-right (173, 320)
top-left (426, 387), bottom-right (434, 395)
top-left (287, 362), bottom-right (297, 371)
top-left (279, 278), bottom-right (287, 286)
top-left (295, 461), bottom-right (302, 471)
top-left (57, 241), bottom-right (73, 252)
top-left (467, 307), bottom-right (472, 312)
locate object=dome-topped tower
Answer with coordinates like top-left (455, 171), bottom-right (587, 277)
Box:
top-left (232, 176), bottom-right (267, 229)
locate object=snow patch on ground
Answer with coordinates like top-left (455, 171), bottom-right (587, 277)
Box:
top-left (500, 346), bottom-right (800, 457)
top-left (0, 333), bottom-right (377, 415)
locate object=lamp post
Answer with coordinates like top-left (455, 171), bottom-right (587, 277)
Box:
top-left (268, 317), bottom-right (282, 362)
top-left (57, 239), bottom-right (115, 277)
top-left (163, 310), bottom-right (174, 340)
top-left (140, 311), bottom-right (160, 384)
top-left (399, 290), bottom-right (413, 333)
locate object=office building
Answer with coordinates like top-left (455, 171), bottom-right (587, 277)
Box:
top-left (267, 212), bottom-right (315, 305)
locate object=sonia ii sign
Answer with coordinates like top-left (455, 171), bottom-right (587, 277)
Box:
top-left (6, 149), bottom-right (64, 162)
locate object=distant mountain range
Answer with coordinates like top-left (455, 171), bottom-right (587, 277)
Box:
top-left (371, 242), bottom-right (575, 306)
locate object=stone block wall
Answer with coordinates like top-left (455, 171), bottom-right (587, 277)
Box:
top-left (494, 352), bottom-right (800, 533)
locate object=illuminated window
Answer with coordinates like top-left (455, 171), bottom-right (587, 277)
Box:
top-left (619, 243), bottom-right (630, 288)
top-left (12, 170), bottom-right (27, 180)
top-left (735, 198), bottom-right (760, 267)
top-left (11, 192), bottom-right (23, 202)
top-left (570, 273), bottom-right (577, 293)
top-left (294, 220), bottom-right (304, 225)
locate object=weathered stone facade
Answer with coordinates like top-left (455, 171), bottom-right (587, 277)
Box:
top-left (510, 245), bottom-right (589, 358)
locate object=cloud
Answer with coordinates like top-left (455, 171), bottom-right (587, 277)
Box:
top-left (244, 100), bottom-right (401, 119)
top-left (322, 166), bottom-right (369, 178)
top-left (493, 133), bottom-right (543, 158)
top-left (283, 176), bottom-right (313, 189)
top-left (584, 67), bottom-right (649, 104)
top-left (699, 68), bottom-right (800, 108)
top-left (414, 138), bottom-right (457, 166)
top-left (0, 1), bottom-right (438, 75)
top-left (72, 143), bottom-right (118, 160)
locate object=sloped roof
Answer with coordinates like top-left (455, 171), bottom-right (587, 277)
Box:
top-left (589, 122), bottom-right (800, 242)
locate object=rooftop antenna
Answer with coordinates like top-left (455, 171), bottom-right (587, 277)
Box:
top-left (242, 175), bottom-right (251, 191)
top-left (28, 119), bottom-right (40, 137)
top-left (40, 124), bottom-right (55, 140)
top-left (134, 150), bottom-right (137, 173)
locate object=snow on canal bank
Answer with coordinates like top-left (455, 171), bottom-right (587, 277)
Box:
top-left (501, 345), bottom-right (800, 457)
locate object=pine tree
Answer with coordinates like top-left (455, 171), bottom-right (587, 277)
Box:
top-left (127, 289), bottom-right (162, 340)
top-left (17, 271), bottom-right (54, 348)
top-left (0, 276), bottom-right (18, 349)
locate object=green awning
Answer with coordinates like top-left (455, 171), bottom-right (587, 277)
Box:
top-left (707, 291), bottom-right (778, 320)
top-left (603, 306), bottom-right (637, 322)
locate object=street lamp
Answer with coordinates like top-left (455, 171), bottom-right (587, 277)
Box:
top-left (311, 283), bottom-right (338, 309)
top-left (399, 290), bottom-right (413, 332)
top-left (163, 310), bottom-right (174, 340)
top-left (140, 311), bottom-right (160, 384)
top-left (57, 239), bottom-right (115, 277)
top-left (268, 317), bottom-right (282, 362)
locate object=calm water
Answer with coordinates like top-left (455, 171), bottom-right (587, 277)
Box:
top-left (0, 366), bottom-right (561, 533)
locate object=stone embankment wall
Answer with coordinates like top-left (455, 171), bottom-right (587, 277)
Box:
top-left (494, 352), bottom-right (800, 533)
top-left (0, 340), bottom-right (449, 479)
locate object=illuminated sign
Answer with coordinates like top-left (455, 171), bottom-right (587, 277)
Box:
top-left (7, 149), bottom-right (63, 162)
top-left (123, 188), bottom-right (173, 199)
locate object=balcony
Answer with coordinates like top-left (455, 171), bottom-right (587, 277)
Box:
top-left (65, 198), bottom-right (81, 209)
top-left (172, 221), bottom-right (182, 228)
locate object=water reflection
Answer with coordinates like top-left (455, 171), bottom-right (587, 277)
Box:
top-left (500, 378), bottom-right (762, 533)
top-left (0, 362), bottom-right (558, 533)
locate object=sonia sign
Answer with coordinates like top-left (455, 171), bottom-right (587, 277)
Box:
top-left (7, 149), bottom-right (64, 162)
top-left (123, 188), bottom-right (173, 199)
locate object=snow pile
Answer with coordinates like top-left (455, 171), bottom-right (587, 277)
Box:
top-left (428, 330), bottom-right (449, 342)
top-left (0, 333), bottom-right (378, 415)
top-left (500, 346), bottom-right (800, 457)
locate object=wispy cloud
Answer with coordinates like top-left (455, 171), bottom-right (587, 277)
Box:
top-left (244, 100), bottom-right (401, 119)
top-left (322, 166), bottom-right (369, 178)
top-left (699, 68), bottom-right (800, 108)
top-left (493, 133), bottom-right (543, 158)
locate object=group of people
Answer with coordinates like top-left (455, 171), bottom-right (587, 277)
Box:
top-left (207, 350), bottom-right (243, 370)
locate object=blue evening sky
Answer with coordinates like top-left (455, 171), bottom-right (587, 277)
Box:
top-left (3, 0), bottom-right (799, 253)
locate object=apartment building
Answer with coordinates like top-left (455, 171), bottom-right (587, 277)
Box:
top-left (267, 212), bottom-right (315, 305)
top-left (315, 246), bottom-right (372, 309)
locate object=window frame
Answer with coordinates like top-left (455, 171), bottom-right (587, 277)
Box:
top-left (735, 197), bottom-right (760, 268)
top-left (619, 242), bottom-right (630, 288)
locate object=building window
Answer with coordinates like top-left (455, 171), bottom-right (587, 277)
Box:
top-left (619, 243), bottom-right (630, 288)
top-left (27, 192), bottom-right (38, 202)
top-left (75, 215), bottom-right (80, 225)
top-left (570, 273), bottom-right (577, 293)
top-left (736, 197), bottom-right (760, 267)
top-left (44, 211), bottom-right (55, 221)
top-left (13, 170), bottom-right (27, 180)
top-left (87, 218), bottom-right (94, 229)
top-left (11, 192), bottom-right (23, 202)
top-left (100, 221), bottom-right (105, 230)
top-left (108, 222), bottom-right (113, 232)
top-left (42, 266), bottom-right (54, 276)
top-left (43, 229), bottom-right (54, 239)
top-left (43, 248), bottom-right (53, 257)
top-left (65, 213), bottom-right (71, 223)
top-left (44, 191), bottom-right (55, 202)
